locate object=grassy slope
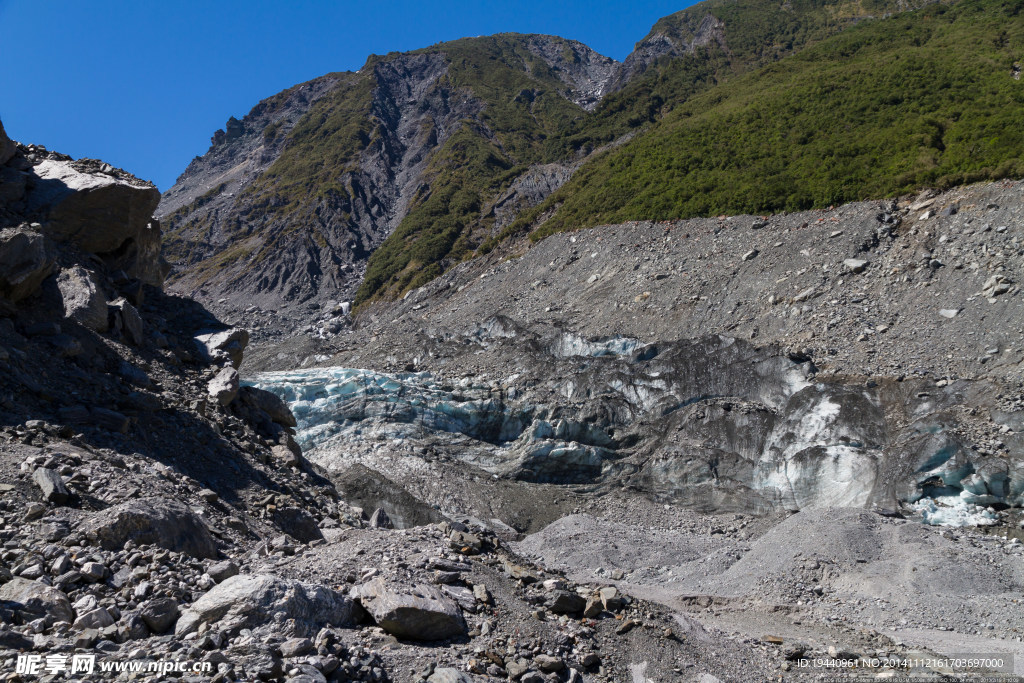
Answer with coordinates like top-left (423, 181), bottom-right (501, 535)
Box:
top-left (524, 0), bottom-right (1024, 239)
top-left (354, 35), bottom-right (590, 304)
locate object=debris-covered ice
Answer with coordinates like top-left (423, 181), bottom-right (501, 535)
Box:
top-left (910, 494), bottom-right (999, 526)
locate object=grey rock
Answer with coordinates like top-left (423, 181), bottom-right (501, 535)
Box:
top-left (84, 496), bottom-right (218, 559)
top-left (120, 613), bottom-right (150, 640)
top-left (237, 385), bottom-right (297, 427)
top-left (74, 628), bottom-right (100, 648)
top-left (207, 560), bottom-right (240, 583)
top-left (354, 577), bottom-right (467, 641)
top-left (548, 590), bottom-right (586, 614)
top-left (0, 578), bottom-right (73, 624)
top-left (272, 506), bottom-right (323, 543)
top-left (108, 298), bottom-right (143, 344)
top-left (599, 586), bottom-right (623, 611)
top-left (427, 669), bottom-right (476, 683)
top-left (208, 366), bottom-right (240, 406)
top-left (195, 328), bottom-right (249, 369)
top-left (0, 227), bottom-right (53, 302)
top-left (279, 636), bottom-right (313, 657)
top-left (25, 158), bottom-right (160, 256)
top-left (0, 119), bottom-right (15, 165)
top-left (175, 574), bottom-right (354, 638)
top-left (80, 562), bottom-right (108, 582)
top-left (32, 467), bottom-right (69, 504)
top-left (139, 597), bottom-right (178, 633)
top-left (534, 654), bottom-right (564, 673)
top-left (57, 265), bottom-right (108, 331)
top-left (843, 258), bottom-right (868, 273)
top-left (72, 607), bottom-right (114, 630)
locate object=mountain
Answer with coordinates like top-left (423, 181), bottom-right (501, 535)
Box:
top-left (521, 0), bottom-right (1024, 240)
top-left (162, 0), bottom-right (1024, 323)
top-left (159, 34), bottom-right (617, 314)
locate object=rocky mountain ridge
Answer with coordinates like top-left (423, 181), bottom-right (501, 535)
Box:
top-left (158, 34), bottom-right (620, 319)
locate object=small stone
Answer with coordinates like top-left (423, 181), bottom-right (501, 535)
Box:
top-left (80, 562), bottom-right (109, 582)
top-left (207, 560), bottom-right (240, 584)
top-left (843, 258), bottom-right (867, 273)
top-left (616, 619), bottom-right (638, 635)
top-left (208, 366), bottom-right (240, 406)
top-left (139, 597), bottom-right (179, 634)
top-left (73, 607), bottom-right (114, 631)
top-left (939, 308), bottom-right (960, 319)
top-left (473, 584), bottom-right (492, 605)
top-left (280, 637), bottom-right (313, 658)
top-left (24, 501), bottom-right (46, 521)
top-left (534, 654), bottom-right (565, 673)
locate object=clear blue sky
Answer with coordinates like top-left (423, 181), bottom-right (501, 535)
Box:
top-left (0, 0), bottom-right (691, 192)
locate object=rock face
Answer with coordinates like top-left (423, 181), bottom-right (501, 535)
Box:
top-left (0, 119), bottom-right (15, 166)
top-left (0, 578), bottom-right (73, 625)
top-left (354, 578), bottom-right (467, 641)
top-left (0, 227), bottom-right (53, 302)
top-left (175, 574), bottom-right (354, 638)
top-left (605, 13), bottom-right (725, 93)
top-left (83, 497), bottom-right (219, 559)
top-left (57, 265), bottom-right (108, 331)
top-left (24, 159), bottom-right (165, 285)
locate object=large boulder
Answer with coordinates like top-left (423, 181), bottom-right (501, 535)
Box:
top-left (0, 578), bottom-right (73, 625)
top-left (0, 119), bottom-right (15, 166)
top-left (195, 328), bottom-right (249, 369)
top-left (0, 227), bottom-right (53, 302)
top-left (82, 497), bottom-right (218, 559)
top-left (175, 574), bottom-right (354, 638)
top-left (208, 366), bottom-right (240, 406)
top-left (353, 578), bottom-right (466, 641)
top-left (237, 386), bottom-right (297, 428)
top-left (57, 265), bottom-right (108, 331)
top-left (25, 159), bottom-right (160, 254)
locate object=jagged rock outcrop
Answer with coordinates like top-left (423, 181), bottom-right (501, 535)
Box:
top-left (606, 12), bottom-right (725, 93)
top-left (0, 120), bottom-right (15, 166)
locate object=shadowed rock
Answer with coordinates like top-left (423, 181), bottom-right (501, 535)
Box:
top-left (83, 497), bottom-right (218, 559)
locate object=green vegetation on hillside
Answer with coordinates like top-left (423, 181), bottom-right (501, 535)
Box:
top-left (361, 0), bottom-right (931, 303)
top-left (354, 35), bottom-right (589, 304)
top-left (521, 0), bottom-right (1024, 239)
